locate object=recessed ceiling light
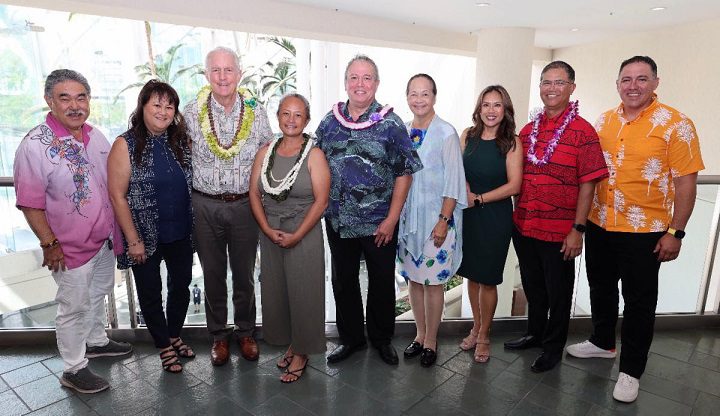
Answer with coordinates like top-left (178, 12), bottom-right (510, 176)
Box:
top-left (475, 2), bottom-right (490, 7)
top-left (570, 28), bottom-right (580, 32)
top-left (651, 7), bottom-right (667, 11)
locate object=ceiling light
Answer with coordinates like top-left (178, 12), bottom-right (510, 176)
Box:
top-left (570, 28), bottom-right (580, 32)
top-left (475, 2), bottom-right (490, 7)
top-left (650, 7), bottom-right (667, 11)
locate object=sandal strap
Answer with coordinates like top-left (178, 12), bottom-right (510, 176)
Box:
top-left (171, 338), bottom-right (195, 357)
top-left (160, 349), bottom-right (181, 367)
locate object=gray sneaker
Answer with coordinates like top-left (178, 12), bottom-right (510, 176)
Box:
top-left (60, 367), bottom-right (110, 394)
top-left (86, 339), bottom-right (133, 358)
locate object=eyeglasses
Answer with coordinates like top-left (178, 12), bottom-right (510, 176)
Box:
top-left (347, 75), bottom-right (376, 84)
top-left (540, 80), bottom-right (573, 88)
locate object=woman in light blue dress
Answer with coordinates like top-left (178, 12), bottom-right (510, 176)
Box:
top-left (397, 74), bottom-right (467, 367)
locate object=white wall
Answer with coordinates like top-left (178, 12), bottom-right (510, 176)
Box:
top-left (553, 18), bottom-right (720, 174)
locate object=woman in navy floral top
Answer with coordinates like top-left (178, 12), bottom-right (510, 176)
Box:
top-left (108, 80), bottom-right (194, 374)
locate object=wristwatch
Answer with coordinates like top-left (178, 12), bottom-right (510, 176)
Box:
top-left (667, 227), bottom-right (686, 240)
top-left (572, 223), bottom-right (586, 233)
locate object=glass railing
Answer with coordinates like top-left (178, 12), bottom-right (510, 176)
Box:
top-left (1, 175), bottom-right (718, 330)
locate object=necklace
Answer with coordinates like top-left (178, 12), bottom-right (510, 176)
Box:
top-left (261, 134), bottom-right (314, 201)
top-left (197, 85), bottom-right (256, 160)
top-left (332, 102), bottom-right (393, 130)
top-left (526, 100), bottom-right (579, 166)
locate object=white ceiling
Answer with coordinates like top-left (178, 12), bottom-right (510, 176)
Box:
top-left (279, 0), bottom-right (720, 48)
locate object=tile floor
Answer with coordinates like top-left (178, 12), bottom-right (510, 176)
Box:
top-left (1, 327), bottom-right (719, 415)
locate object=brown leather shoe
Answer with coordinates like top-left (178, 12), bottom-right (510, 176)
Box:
top-left (238, 336), bottom-right (259, 361)
top-left (210, 339), bottom-right (229, 366)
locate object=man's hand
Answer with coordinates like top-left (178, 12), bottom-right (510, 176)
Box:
top-left (560, 229), bottom-right (583, 261)
top-left (374, 218), bottom-right (397, 247)
top-left (654, 233), bottom-right (681, 262)
top-left (42, 244), bottom-right (66, 272)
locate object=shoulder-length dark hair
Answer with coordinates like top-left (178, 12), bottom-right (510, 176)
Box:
top-left (466, 85), bottom-right (516, 156)
top-left (128, 79), bottom-right (189, 167)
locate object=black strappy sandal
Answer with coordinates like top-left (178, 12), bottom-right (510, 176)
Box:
top-left (280, 356), bottom-right (307, 384)
top-left (277, 355), bottom-right (294, 369)
top-left (171, 338), bottom-right (196, 359)
top-left (160, 347), bottom-right (183, 373)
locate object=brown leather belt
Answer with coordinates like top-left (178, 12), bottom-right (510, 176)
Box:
top-left (193, 189), bottom-right (249, 202)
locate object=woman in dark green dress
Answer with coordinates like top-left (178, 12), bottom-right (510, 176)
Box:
top-left (457, 85), bottom-right (523, 363)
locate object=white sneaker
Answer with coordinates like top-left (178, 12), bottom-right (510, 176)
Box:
top-left (566, 340), bottom-right (617, 358)
top-left (613, 372), bottom-right (639, 403)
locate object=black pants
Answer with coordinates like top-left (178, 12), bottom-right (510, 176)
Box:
top-left (585, 221), bottom-right (663, 378)
top-left (512, 228), bottom-right (575, 356)
top-left (132, 237), bottom-right (193, 349)
top-left (326, 225), bottom-right (397, 348)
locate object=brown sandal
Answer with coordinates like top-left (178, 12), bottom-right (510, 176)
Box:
top-left (160, 347), bottom-right (183, 373)
top-left (474, 339), bottom-right (491, 363)
top-left (171, 338), bottom-right (195, 358)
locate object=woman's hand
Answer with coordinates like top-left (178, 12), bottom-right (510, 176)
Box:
top-left (263, 227), bottom-right (284, 245)
top-left (128, 241), bottom-right (147, 264)
top-left (277, 231), bottom-right (301, 249)
top-left (467, 191), bottom-right (476, 207)
top-left (431, 220), bottom-right (449, 248)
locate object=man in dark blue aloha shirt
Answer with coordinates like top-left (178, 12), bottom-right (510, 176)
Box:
top-left (316, 55), bottom-right (423, 365)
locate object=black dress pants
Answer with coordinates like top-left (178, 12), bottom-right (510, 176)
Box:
top-left (132, 237), bottom-right (193, 348)
top-left (585, 221), bottom-right (663, 378)
top-left (325, 224), bottom-right (397, 348)
top-left (512, 228), bottom-right (575, 356)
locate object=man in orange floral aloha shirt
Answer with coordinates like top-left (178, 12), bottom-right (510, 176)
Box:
top-left (566, 56), bottom-right (705, 404)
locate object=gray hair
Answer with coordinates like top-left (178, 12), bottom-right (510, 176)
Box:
top-left (277, 93), bottom-right (311, 120)
top-left (44, 69), bottom-right (91, 97)
top-left (205, 46), bottom-right (242, 71)
top-left (344, 54), bottom-right (380, 82)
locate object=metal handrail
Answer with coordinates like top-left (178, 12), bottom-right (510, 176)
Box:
top-left (2, 175), bottom-right (719, 322)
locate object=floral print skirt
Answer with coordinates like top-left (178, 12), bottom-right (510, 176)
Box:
top-left (397, 226), bottom-right (456, 286)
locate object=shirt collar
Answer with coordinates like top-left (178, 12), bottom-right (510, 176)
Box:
top-left (210, 92), bottom-right (241, 115)
top-left (342, 100), bottom-right (381, 122)
top-left (543, 102), bottom-right (573, 125)
top-left (617, 94), bottom-right (659, 119)
top-left (46, 112), bottom-right (92, 147)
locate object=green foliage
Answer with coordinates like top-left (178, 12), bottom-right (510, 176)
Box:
top-left (0, 94), bottom-right (38, 131)
top-left (395, 297), bottom-right (411, 316)
top-left (115, 42), bottom-right (204, 102)
top-left (444, 274), bottom-right (463, 292)
top-left (241, 36), bottom-right (297, 104)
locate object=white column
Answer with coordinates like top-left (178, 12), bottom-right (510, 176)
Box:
top-left (460, 28), bottom-right (535, 318)
top-left (475, 27), bottom-right (535, 126)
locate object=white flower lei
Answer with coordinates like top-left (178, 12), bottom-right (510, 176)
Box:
top-left (261, 136), bottom-right (315, 200)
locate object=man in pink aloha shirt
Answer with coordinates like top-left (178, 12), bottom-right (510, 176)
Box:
top-left (14, 69), bottom-right (132, 394)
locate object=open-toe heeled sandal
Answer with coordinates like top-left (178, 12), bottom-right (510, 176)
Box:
top-left (160, 348), bottom-right (183, 373)
top-left (281, 357), bottom-right (307, 384)
top-left (459, 329), bottom-right (480, 351)
top-left (171, 338), bottom-right (195, 359)
top-left (474, 339), bottom-right (491, 363)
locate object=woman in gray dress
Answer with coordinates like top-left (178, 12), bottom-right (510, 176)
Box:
top-left (249, 93), bottom-right (330, 383)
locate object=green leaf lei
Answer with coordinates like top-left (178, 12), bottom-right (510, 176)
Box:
top-left (198, 85), bottom-right (256, 160)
